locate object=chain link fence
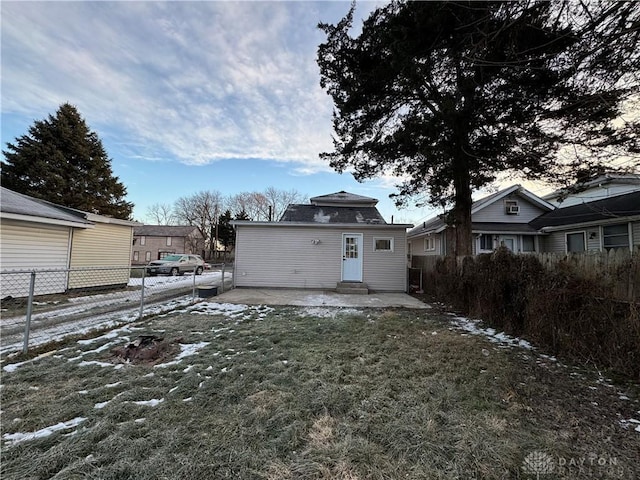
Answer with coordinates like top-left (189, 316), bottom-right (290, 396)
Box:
top-left (1, 264), bottom-right (231, 355)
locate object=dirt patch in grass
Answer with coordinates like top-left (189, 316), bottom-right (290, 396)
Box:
top-left (1, 302), bottom-right (638, 479)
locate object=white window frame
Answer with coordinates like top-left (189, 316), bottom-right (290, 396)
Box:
top-left (601, 223), bottom-right (631, 251)
top-left (566, 231), bottom-right (586, 253)
top-left (133, 251), bottom-right (139, 262)
top-left (140, 236), bottom-right (146, 246)
top-left (373, 237), bottom-right (394, 252)
top-left (166, 236), bottom-right (172, 246)
top-left (505, 199), bottom-right (519, 215)
top-left (478, 234), bottom-right (494, 252)
top-left (424, 235), bottom-right (435, 252)
top-left (145, 251), bottom-right (151, 261)
top-left (521, 235), bottom-right (536, 253)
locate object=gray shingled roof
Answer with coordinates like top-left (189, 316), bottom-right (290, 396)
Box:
top-left (0, 187), bottom-right (92, 225)
top-left (530, 191), bottom-right (640, 229)
top-left (279, 205), bottom-right (387, 224)
top-left (310, 191), bottom-right (378, 206)
top-left (134, 225), bottom-right (201, 237)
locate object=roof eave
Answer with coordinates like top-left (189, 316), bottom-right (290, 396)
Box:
top-left (1, 212), bottom-right (94, 228)
top-left (539, 215), bottom-right (640, 232)
top-left (232, 220), bottom-right (413, 229)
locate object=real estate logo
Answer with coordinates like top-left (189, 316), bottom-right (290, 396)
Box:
top-left (522, 451), bottom-right (555, 478)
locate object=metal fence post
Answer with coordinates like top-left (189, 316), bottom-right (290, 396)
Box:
top-left (220, 263), bottom-right (225, 294)
top-left (139, 267), bottom-right (146, 320)
top-left (23, 271), bottom-right (36, 354)
top-left (192, 267), bottom-right (197, 299)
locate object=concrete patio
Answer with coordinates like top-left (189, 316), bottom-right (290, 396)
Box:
top-left (214, 288), bottom-right (430, 309)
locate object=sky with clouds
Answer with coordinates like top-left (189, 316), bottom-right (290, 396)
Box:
top-left (3, 0), bottom-right (441, 223)
top-left (3, 1), bottom-right (583, 225)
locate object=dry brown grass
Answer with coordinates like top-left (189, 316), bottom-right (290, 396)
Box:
top-left (1, 303), bottom-right (638, 479)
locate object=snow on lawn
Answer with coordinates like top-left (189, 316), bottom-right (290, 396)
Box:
top-left (187, 302), bottom-right (275, 321)
top-left (298, 306), bottom-right (364, 319)
top-left (154, 342), bottom-right (210, 368)
top-left (2, 417), bottom-right (87, 446)
top-left (447, 314), bottom-right (535, 350)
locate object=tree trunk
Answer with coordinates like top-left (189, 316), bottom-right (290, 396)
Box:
top-left (452, 165), bottom-right (473, 257)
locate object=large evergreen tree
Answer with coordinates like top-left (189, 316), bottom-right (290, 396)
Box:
top-left (318, 1), bottom-right (639, 255)
top-left (1, 103), bottom-right (133, 219)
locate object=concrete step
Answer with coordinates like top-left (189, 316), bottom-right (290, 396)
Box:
top-left (336, 282), bottom-right (369, 295)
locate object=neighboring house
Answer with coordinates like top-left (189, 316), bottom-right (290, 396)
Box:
top-left (0, 187), bottom-right (138, 296)
top-left (232, 191), bottom-right (413, 292)
top-left (132, 225), bottom-right (205, 265)
top-left (543, 172), bottom-right (640, 207)
top-left (530, 191), bottom-right (640, 253)
top-left (408, 185), bottom-right (555, 257)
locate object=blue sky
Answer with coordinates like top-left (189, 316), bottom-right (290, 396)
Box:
top-left (2, 0), bottom-right (444, 224)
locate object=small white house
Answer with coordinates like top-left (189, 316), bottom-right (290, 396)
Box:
top-left (232, 192), bottom-right (413, 292)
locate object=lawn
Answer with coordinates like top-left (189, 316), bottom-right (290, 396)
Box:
top-left (1, 301), bottom-right (638, 479)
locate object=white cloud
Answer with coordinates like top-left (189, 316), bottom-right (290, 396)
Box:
top-left (2, 1), bottom-right (374, 171)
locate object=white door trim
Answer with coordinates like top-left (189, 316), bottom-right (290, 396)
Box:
top-left (341, 233), bottom-right (363, 282)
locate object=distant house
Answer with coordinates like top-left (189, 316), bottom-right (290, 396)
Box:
top-left (232, 191), bottom-right (413, 292)
top-left (0, 187), bottom-right (138, 296)
top-left (543, 172), bottom-right (640, 207)
top-left (408, 185), bottom-right (555, 257)
top-left (132, 225), bottom-right (205, 265)
top-left (531, 191), bottom-right (640, 253)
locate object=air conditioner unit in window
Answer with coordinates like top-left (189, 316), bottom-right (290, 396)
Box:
top-left (507, 205), bottom-right (520, 214)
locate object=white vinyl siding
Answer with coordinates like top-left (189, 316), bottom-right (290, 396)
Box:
top-left (68, 223), bottom-right (133, 289)
top-left (633, 222), bottom-right (640, 250)
top-left (0, 219), bottom-right (71, 296)
top-left (234, 226), bottom-right (407, 291)
top-left (473, 195), bottom-right (547, 223)
top-left (410, 233), bottom-right (443, 257)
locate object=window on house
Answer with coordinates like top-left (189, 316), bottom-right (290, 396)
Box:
top-left (145, 251), bottom-right (151, 261)
top-left (479, 234), bottom-right (493, 251)
top-left (505, 200), bottom-right (519, 215)
top-left (602, 223), bottom-right (629, 250)
top-left (166, 237), bottom-right (172, 246)
top-left (140, 236), bottom-right (146, 246)
top-left (522, 236), bottom-right (535, 252)
top-left (424, 236), bottom-right (435, 251)
top-left (566, 232), bottom-right (586, 252)
top-left (133, 251), bottom-right (139, 262)
top-left (374, 238), bottom-right (394, 252)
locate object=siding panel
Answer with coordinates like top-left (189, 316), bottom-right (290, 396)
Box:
top-left (69, 223), bottom-right (133, 288)
top-left (0, 219), bottom-right (70, 296)
top-left (473, 193), bottom-right (547, 223)
top-left (235, 226), bottom-right (407, 291)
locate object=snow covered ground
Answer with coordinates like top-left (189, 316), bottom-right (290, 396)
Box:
top-left (0, 271), bottom-right (232, 355)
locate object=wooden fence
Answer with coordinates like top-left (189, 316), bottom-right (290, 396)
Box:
top-left (411, 249), bottom-right (639, 303)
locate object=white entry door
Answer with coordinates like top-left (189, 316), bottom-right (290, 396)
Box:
top-left (342, 233), bottom-right (363, 282)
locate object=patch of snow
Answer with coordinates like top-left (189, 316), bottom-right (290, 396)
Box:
top-left (449, 316), bottom-right (534, 350)
top-left (132, 398), bottom-right (164, 407)
top-left (105, 382), bottom-right (121, 388)
top-left (183, 397), bottom-right (192, 402)
top-left (78, 360), bottom-right (114, 368)
top-left (299, 306), bottom-right (364, 319)
top-left (313, 209), bottom-right (331, 223)
top-left (94, 401), bottom-right (110, 409)
top-left (2, 417), bottom-right (87, 446)
top-left (154, 342), bottom-right (210, 368)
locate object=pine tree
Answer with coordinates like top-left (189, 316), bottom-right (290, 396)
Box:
top-left (218, 209), bottom-right (235, 250)
top-left (1, 103), bottom-right (133, 219)
top-left (318, 1), bottom-right (639, 255)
